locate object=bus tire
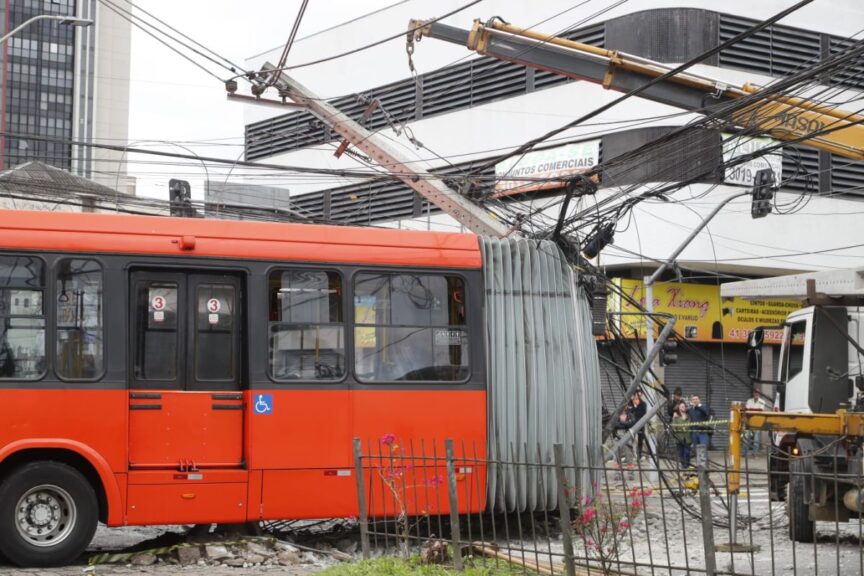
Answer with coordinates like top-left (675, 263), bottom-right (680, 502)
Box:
top-left (0, 461), bottom-right (98, 567)
top-left (787, 458), bottom-right (815, 543)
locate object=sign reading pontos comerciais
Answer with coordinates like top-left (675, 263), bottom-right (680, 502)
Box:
top-left (494, 140), bottom-right (599, 195)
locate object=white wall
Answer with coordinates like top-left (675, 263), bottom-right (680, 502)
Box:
top-left (242, 0), bottom-right (864, 274)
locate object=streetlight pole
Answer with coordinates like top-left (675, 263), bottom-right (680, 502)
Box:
top-left (0, 15), bottom-right (93, 45)
top-left (644, 191), bottom-right (751, 381)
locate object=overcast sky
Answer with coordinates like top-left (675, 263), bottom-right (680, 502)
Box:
top-left (126, 0), bottom-right (395, 198)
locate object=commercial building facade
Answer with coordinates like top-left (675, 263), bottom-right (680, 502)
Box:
top-left (242, 0), bottom-right (864, 416)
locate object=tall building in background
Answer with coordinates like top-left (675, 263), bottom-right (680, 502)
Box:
top-left (0, 0), bottom-right (131, 189)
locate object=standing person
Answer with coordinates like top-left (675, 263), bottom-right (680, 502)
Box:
top-left (612, 403), bottom-right (635, 463)
top-left (672, 400), bottom-right (692, 468)
top-left (688, 395), bottom-right (711, 450)
top-left (744, 388), bottom-right (767, 455)
top-left (667, 387), bottom-right (684, 421)
top-left (630, 392), bottom-right (648, 461)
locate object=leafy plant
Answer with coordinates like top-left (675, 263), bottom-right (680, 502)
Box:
top-left (377, 434), bottom-right (445, 557)
top-left (572, 484), bottom-right (653, 573)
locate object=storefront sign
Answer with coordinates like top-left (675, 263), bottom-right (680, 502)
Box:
top-left (494, 140), bottom-right (599, 195)
top-left (609, 278), bottom-right (801, 344)
top-left (722, 133), bottom-right (783, 187)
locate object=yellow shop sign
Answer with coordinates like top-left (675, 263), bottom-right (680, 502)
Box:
top-left (609, 278), bottom-right (801, 344)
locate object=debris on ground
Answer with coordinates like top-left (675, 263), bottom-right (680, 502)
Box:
top-left (85, 523), bottom-right (363, 570)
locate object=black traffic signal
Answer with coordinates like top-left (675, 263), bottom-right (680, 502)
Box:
top-left (750, 168), bottom-right (775, 219)
top-left (169, 179), bottom-right (196, 218)
top-left (659, 340), bottom-right (678, 366)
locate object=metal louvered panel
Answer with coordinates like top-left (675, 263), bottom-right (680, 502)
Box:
top-left (368, 79), bottom-right (418, 130)
top-left (781, 145), bottom-right (819, 193)
top-left (831, 156), bottom-right (864, 196)
top-left (246, 111), bottom-right (326, 160)
top-left (719, 14), bottom-right (822, 77)
top-left (421, 59), bottom-right (476, 116)
top-left (288, 193), bottom-right (325, 219)
top-left (329, 180), bottom-right (417, 222)
top-left (829, 37), bottom-right (864, 91)
top-left (535, 23), bottom-right (605, 89)
top-left (469, 59), bottom-right (527, 106)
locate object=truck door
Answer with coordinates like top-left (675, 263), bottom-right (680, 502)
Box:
top-left (128, 270), bottom-right (244, 469)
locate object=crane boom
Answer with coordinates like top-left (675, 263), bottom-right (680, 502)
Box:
top-left (409, 18), bottom-right (864, 161)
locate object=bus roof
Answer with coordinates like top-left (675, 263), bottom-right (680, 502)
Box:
top-left (0, 209), bottom-right (482, 268)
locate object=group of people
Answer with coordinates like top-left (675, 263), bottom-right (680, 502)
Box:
top-left (611, 386), bottom-right (767, 469)
top-left (667, 388), bottom-right (711, 467)
top-left (668, 387), bottom-right (768, 467)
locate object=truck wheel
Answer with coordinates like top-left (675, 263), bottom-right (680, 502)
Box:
top-left (0, 461), bottom-right (98, 567)
top-left (769, 453), bottom-right (787, 502)
top-left (787, 458), bottom-right (815, 543)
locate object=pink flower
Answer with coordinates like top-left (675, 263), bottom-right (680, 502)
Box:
top-left (381, 433), bottom-right (397, 446)
top-left (582, 506), bottom-right (597, 524)
top-left (619, 519), bottom-right (630, 530)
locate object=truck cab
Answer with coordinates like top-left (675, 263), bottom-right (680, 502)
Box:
top-left (754, 305), bottom-right (864, 501)
top-left (774, 305), bottom-right (864, 415)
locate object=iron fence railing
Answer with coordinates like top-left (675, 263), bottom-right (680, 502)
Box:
top-left (353, 436), bottom-right (864, 576)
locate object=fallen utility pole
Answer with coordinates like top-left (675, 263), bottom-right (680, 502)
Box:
top-left (258, 62), bottom-right (510, 238)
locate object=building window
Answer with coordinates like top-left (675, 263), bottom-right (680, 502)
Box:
top-left (354, 273), bottom-right (468, 382)
top-left (56, 259), bottom-right (103, 380)
top-left (268, 269), bottom-right (344, 381)
top-left (0, 255), bottom-right (45, 379)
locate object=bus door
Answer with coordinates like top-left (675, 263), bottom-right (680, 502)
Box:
top-left (129, 271), bottom-right (244, 469)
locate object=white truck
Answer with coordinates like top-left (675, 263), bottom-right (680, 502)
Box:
top-left (721, 268), bottom-right (864, 542)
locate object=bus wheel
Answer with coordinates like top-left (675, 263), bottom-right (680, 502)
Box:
top-left (0, 461), bottom-right (98, 567)
top-left (787, 458), bottom-right (815, 543)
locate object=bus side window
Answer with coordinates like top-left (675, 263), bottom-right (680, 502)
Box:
top-left (268, 269), bottom-right (345, 381)
top-left (0, 255), bottom-right (46, 380)
top-left (353, 273), bottom-right (469, 383)
top-left (56, 259), bottom-right (103, 380)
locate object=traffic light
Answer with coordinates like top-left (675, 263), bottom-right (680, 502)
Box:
top-left (169, 179), bottom-right (194, 218)
top-left (659, 340), bottom-right (678, 366)
top-left (750, 168), bottom-right (775, 219)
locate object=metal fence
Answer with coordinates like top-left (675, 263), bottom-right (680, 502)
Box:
top-left (352, 436), bottom-right (864, 576)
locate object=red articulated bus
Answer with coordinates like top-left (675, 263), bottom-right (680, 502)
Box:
top-left (0, 210), bottom-right (487, 566)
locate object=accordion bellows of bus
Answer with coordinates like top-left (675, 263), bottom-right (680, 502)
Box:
top-left (0, 209), bottom-right (601, 567)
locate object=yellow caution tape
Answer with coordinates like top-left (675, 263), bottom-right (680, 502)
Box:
top-left (668, 419), bottom-right (730, 430)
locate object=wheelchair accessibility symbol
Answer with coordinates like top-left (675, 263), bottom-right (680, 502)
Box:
top-left (254, 394), bottom-right (273, 415)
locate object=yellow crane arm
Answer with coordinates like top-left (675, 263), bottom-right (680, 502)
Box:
top-left (410, 18), bottom-right (864, 161)
top-left (728, 403), bottom-right (864, 494)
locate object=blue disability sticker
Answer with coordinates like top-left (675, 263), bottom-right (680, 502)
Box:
top-left (253, 394), bottom-right (273, 415)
